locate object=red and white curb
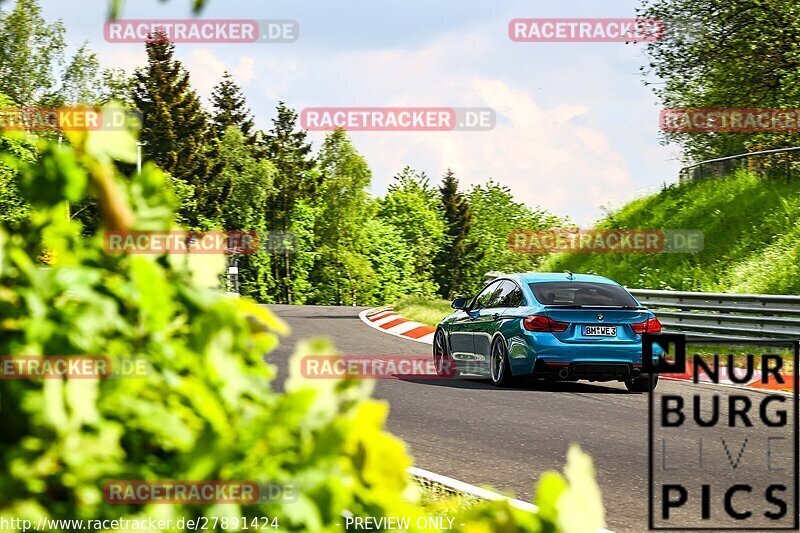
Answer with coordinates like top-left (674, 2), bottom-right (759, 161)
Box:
top-left (359, 307), bottom-right (436, 345)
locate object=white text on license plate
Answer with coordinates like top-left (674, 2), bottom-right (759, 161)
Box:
top-left (583, 325), bottom-right (617, 336)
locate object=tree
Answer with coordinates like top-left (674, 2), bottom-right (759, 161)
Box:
top-left (311, 129), bottom-right (375, 305)
top-left (0, 0), bottom-right (66, 106)
top-left (264, 102), bottom-right (316, 303)
top-left (58, 43), bottom-right (102, 105)
top-left (378, 167), bottom-right (446, 297)
top-left (462, 180), bottom-right (563, 295)
top-left (210, 71), bottom-right (256, 145)
top-left (435, 169), bottom-right (481, 299)
top-left (361, 218), bottom-right (417, 304)
top-left (132, 29), bottom-right (212, 226)
top-left (99, 67), bottom-right (135, 106)
top-left (213, 126), bottom-right (276, 302)
top-left (638, 0), bottom-right (800, 161)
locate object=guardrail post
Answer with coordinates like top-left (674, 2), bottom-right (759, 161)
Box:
top-left (786, 151), bottom-right (791, 183)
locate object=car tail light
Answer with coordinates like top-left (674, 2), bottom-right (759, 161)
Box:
top-left (523, 315), bottom-right (569, 333)
top-left (631, 317), bottom-right (662, 334)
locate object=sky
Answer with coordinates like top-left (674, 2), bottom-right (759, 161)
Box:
top-left (27, 0), bottom-right (682, 225)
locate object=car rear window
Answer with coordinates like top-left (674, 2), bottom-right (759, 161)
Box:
top-left (529, 281), bottom-right (639, 307)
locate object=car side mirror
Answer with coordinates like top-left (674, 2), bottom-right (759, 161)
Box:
top-left (451, 297), bottom-right (468, 310)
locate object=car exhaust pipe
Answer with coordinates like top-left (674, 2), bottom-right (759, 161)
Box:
top-left (632, 368), bottom-right (641, 378)
top-left (558, 368), bottom-right (570, 379)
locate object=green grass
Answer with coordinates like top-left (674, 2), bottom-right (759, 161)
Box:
top-left (415, 478), bottom-right (482, 513)
top-left (687, 345), bottom-right (795, 373)
top-left (417, 480), bottom-right (481, 508)
top-left (394, 295), bottom-right (452, 327)
top-left (541, 170), bottom-right (800, 294)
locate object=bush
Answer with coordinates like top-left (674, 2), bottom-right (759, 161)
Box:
top-left (0, 109), bottom-right (605, 532)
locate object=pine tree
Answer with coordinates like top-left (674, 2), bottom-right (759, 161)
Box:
top-left (132, 29), bottom-right (212, 226)
top-left (210, 71), bottom-right (256, 144)
top-left (436, 169), bottom-right (481, 299)
top-left (264, 102), bottom-right (316, 303)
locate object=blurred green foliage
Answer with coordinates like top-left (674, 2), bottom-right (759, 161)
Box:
top-left (0, 107), bottom-right (606, 532)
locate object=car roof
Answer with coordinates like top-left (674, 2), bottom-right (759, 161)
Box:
top-left (504, 272), bottom-right (619, 285)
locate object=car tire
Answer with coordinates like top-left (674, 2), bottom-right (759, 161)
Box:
top-left (433, 329), bottom-right (456, 377)
top-left (489, 337), bottom-right (513, 387)
top-left (625, 373), bottom-right (658, 392)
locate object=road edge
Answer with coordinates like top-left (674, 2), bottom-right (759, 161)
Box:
top-left (408, 467), bottom-right (615, 533)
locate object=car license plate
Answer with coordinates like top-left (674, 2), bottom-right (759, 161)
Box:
top-left (582, 325), bottom-right (617, 337)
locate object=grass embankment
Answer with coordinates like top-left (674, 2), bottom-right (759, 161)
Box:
top-left (394, 295), bottom-right (452, 327)
top-left (541, 170), bottom-right (800, 294)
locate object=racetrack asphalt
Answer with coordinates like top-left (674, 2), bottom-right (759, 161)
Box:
top-left (266, 304), bottom-right (796, 533)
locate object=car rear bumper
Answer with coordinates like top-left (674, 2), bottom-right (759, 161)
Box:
top-left (507, 332), bottom-right (664, 378)
top-left (533, 359), bottom-right (644, 381)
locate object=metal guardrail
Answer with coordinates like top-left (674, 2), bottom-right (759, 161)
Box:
top-left (484, 272), bottom-right (800, 341)
top-left (629, 289), bottom-right (800, 341)
top-left (679, 145), bottom-right (800, 182)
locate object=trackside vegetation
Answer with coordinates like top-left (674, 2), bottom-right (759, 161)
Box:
top-left (393, 296), bottom-right (453, 328)
top-left (0, 110), bottom-right (607, 531)
top-left (398, 169), bottom-right (800, 322)
top-left (542, 170), bottom-right (800, 294)
top-left (0, 0), bottom-right (563, 306)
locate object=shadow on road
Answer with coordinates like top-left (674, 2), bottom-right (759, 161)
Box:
top-left (398, 376), bottom-right (630, 394)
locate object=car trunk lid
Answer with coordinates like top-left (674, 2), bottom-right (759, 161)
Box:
top-left (543, 307), bottom-right (650, 343)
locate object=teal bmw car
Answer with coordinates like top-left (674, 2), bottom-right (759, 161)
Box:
top-left (433, 272), bottom-right (663, 391)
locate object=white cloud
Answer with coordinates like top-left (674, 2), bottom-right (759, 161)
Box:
top-left (184, 48), bottom-right (256, 100)
top-left (300, 31), bottom-right (634, 225)
top-left (87, 11), bottom-right (673, 226)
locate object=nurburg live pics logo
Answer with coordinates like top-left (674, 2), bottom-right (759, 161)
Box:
top-left (644, 333), bottom-right (799, 531)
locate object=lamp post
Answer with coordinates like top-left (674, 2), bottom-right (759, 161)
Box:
top-left (136, 142), bottom-right (144, 173)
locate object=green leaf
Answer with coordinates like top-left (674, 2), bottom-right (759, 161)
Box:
top-left (556, 444), bottom-right (606, 533)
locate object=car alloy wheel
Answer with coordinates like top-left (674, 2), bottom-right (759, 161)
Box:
top-left (490, 338), bottom-right (511, 386)
top-left (433, 329), bottom-right (453, 377)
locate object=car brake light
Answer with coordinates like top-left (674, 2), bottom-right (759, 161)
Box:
top-left (523, 315), bottom-right (569, 332)
top-left (631, 317), bottom-right (662, 334)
